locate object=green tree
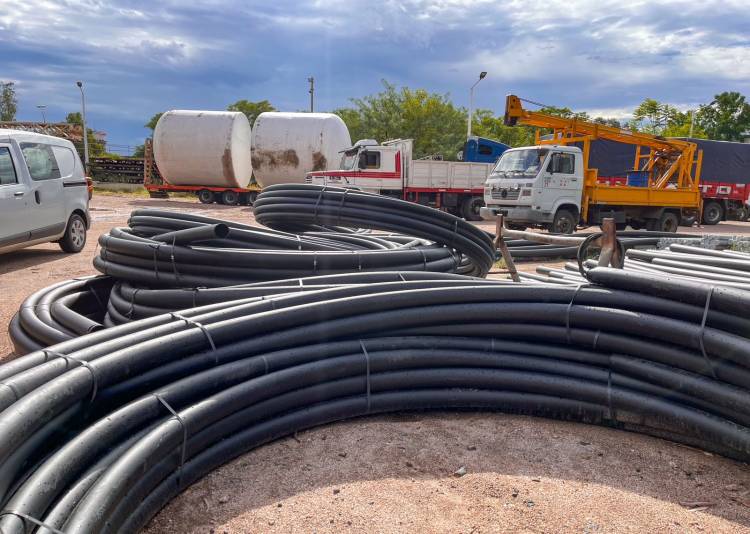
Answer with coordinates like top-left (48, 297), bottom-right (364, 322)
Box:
top-left (1, 81), bottom-right (17, 122)
top-left (145, 112), bottom-right (164, 131)
top-left (334, 80), bottom-right (466, 159)
top-left (65, 111), bottom-right (106, 157)
top-left (593, 117), bottom-right (623, 129)
top-left (226, 99), bottom-right (275, 126)
top-left (696, 92), bottom-right (750, 141)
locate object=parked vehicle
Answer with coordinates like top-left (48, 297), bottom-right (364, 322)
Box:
top-left (0, 129), bottom-right (89, 254)
top-left (306, 138), bottom-right (504, 220)
top-left (481, 95), bottom-right (702, 233)
top-left (678, 138), bottom-right (750, 224)
top-left (459, 136), bottom-right (510, 164)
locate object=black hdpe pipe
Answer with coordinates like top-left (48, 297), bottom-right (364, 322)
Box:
top-left (90, 186), bottom-right (496, 289)
top-left (1, 269), bottom-right (750, 533)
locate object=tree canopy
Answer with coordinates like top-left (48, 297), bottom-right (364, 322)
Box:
top-left (696, 91), bottom-right (750, 141)
top-left (226, 99), bottom-right (275, 126)
top-left (1, 81), bottom-right (17, 122)
top-left (65, 111), bottom-right (106, 157)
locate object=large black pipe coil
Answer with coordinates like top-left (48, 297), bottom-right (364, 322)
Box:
top-left (0, 269), bottom-right (750, 533)
top-left (92, 185), bottom-right (495, 288)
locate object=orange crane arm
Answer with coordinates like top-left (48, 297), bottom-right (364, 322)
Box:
top-left (502, 95), bottom-right (701, 192)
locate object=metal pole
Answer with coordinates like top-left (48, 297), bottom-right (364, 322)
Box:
top-left (37, 105), bottom-right (47, 124)
top-left (467, 72), bottom-right (487, 138)
top-left (76, 81), bottom-right (89, 169)
top-left (308, 77), bottom-right (314, 113)
top-left (689, 110), bottom-right (694, 138)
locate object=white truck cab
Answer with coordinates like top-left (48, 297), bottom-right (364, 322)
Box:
top-left (481, 145), bottom-right (583, 233)
top-left (0, 129), bottom-right (90, 254)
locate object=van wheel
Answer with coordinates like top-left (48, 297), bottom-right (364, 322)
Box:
top-left (59, 214), bottom-right (87, 253)
top-left (461, 196), bottom-right (483, 221)
top-left (197, 190), bottom-right (214, 204)
top-left (658, 211), bottom-right (680, 233)
top-left (551, 209), bottom-right (576, 234)
top-left (221, 190), bottom-right (239, 206)
top-left (702, 201), bottom-right (723, 225)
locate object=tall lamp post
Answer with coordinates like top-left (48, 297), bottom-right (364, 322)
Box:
top-left (467, 71), bottom-right (487, 138)
top-left (308, 77), bottom-right (315, 112)
top-left (76, 81), bottom-right (89, 170)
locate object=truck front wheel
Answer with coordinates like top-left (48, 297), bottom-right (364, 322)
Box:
top-left (551, 209), bottom-right (576, 234)
top-left (461, 196), bottom-right (484, 221)
top-left (702, 201), bottom-right (723, 225)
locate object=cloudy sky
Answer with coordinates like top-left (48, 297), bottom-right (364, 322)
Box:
top-left (1, 0), bottom-right (749, 152)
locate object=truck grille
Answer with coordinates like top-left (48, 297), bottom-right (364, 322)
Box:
top-left (491, 189), bottom-right (520, 201)
top-left (304, 176), bottom-right (313, 184)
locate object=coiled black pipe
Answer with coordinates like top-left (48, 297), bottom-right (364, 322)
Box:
top-left (1, 269), bottom-right (750, 533)
top-left (92, 187), bottom-right (495, 288)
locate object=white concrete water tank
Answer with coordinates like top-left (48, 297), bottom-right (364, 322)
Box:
top-left (252, 112), bottom-right (351, 187)
top-left (153, 110), bottom-right (253, 188)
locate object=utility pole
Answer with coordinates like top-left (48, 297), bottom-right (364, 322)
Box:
top-left (36, 105), bottom-right (47, 124)
top-left (308, 77), bottom-right (315, 112)
top-left (76, 81), bottom-right (89, 170)
top-left (467, 71), bottom-right (487, 138)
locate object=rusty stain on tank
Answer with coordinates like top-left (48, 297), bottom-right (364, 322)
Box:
top-left (252, 149), bottom-right (300, 170)
top-left (221, 148), bottom-right (236, 183)
top-left (311, 151), bottom-right (327, 171)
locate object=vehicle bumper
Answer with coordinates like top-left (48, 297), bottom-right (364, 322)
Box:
top-left (480, 205), bottom-right (550, 224)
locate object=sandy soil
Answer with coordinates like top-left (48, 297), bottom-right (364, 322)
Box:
top-left (2, 193), bottom-right (750, 533)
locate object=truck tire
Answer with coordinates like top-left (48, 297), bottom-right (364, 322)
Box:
top-left (551, 209), bottom-right (576, 234)
top-left (58, 214), bottom-right (87, 253)
top-left (680, 215), bottom-right (697, 227)
top-left (221, 190), bottom-right (239, 206)
top-left (197, 190), bottom-right (214, 204)
top-left (461, 196), bottom-right (484, 221)
top-left (702, 201), bottom-right (723, 225)
top-left (737, 206), bottom-right (749, 222)
top-left (657, 211), bottom-right (680, 233)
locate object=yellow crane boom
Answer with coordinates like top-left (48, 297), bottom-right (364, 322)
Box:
top-left (503, 95), bottom-right (702, 222)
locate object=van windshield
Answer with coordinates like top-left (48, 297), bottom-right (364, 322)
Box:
top-left (493, 148), bottom-right (548, 177)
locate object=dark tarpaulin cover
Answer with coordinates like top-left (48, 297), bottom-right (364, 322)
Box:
top-left (577, 138), bottom-right (750, 184)
top-left (678, 138), bottom-right (750, 184)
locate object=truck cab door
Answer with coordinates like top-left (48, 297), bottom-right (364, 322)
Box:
top-left (540, 152), bottom-right (580, 212)
top-left (19, 142), bottom-right (66, 240)
top-left (0, 144), bottom-right (34, 248)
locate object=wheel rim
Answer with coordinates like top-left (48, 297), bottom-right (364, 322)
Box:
top-left (707, 207), bottom-right (720, 222)
top-left (556, 217), bottom-right (573, 234)
top-left (71, 219), bottom-right (85, 248)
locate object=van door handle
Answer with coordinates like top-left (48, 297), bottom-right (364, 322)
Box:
top-left (35, 190), bottom-right (41, 203)
top-left (14, 191), bottom-right (24, 197)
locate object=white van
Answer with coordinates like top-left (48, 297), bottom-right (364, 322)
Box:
top-left (0, 129), bottom-right (89, 254)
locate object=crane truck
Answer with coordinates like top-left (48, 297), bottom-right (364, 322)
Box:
top-left (480, 95), bottom-right (703, 233)
top-left (306, 137), bottom-right (509, 220)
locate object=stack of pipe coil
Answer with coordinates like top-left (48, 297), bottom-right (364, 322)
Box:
top-left (93, 185), bottom-right (495, 287)
top-left (0, 268), bottom-right (749, 533)
top-left (524, 243), bottom-right (750, 290)
top-left (505, 230), bottom-right (699, 260)
top-left (10, 185), bottom-right (497, 354)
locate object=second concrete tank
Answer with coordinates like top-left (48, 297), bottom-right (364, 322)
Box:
top-left (153, 110), bottom-right (253, 188)
top-left (252, 112), bottom-right (351, 187)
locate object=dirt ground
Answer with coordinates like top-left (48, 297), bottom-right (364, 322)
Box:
top-left (2, 193), bottom-right (750, 533)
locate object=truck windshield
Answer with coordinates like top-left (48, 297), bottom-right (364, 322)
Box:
top-left (493, 148), bottom-right (548, 177)
top-left (340, 150), bottom-right (359, 170)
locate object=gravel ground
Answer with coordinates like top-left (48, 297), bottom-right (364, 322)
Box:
top-left (2, 193), bottom-right (750, 533)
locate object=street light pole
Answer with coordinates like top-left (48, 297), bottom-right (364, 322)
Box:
top-left (76, 81), bottom-right (89, 169)
top-left (308, 77), bottom-right (315, 112)
top-left (467, 71), bottom-right (487, 138)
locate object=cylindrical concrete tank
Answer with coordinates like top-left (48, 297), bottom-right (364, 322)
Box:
top-left (252, 112), bottom-right (351, 187)
top-left (153, 110), bottom-right (252, 188)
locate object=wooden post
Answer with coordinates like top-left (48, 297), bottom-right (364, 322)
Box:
top-left (493, 215), bottom-right (520, 283)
